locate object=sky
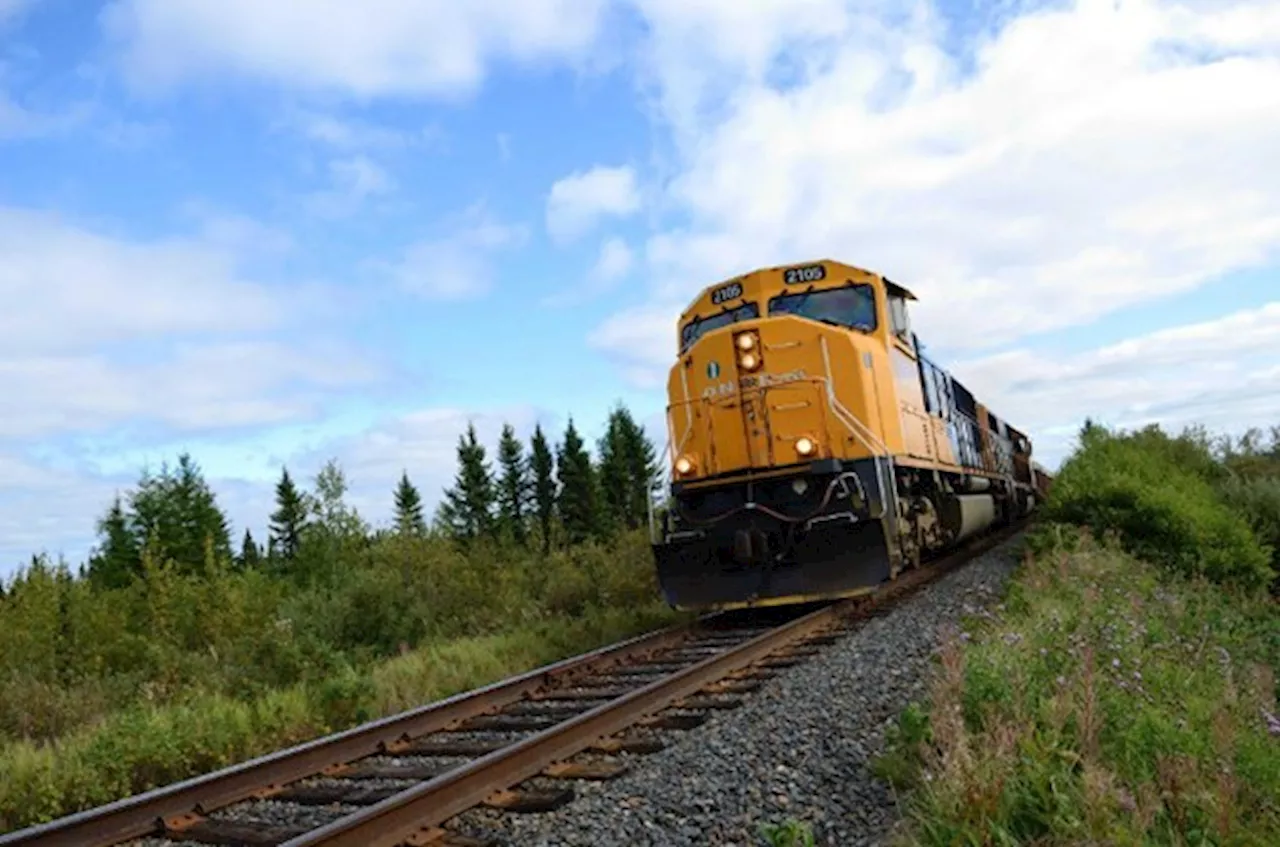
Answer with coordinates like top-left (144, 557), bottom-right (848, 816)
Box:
top-left (1, 0), bottom-right (1277, 576)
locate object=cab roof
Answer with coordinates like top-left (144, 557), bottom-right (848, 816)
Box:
top-left (679, 258), bottom-right (917, 326)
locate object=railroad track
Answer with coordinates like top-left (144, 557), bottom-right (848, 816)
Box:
top-left (1, 522), bottom-right (1024, 847)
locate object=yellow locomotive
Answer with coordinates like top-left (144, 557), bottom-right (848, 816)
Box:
top-left (651, 259), bottom-right (1046, 610)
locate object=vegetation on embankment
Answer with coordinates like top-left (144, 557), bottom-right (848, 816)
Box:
top-left (878, 422), bottom-right (1280, 845)
top-left (0, 404), bottom-right (680, 833)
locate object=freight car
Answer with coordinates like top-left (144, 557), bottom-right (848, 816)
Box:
top-left (650, 259), bottom-right (1047, 610)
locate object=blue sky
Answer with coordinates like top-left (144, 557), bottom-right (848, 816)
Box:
top-left (2, 0), bottom-right (1277, 577)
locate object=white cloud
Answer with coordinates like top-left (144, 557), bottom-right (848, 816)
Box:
top-left (0, 206), bottom-right (282, 353)
top-left (949, 301), bottom-right (1280, 468)
top-left (379, 204), bottom-right (527, 299)
top-left (0, 83), bottom-right (88, 139)
top-left (103, 0), bottom-right (610, 98)
top-left (587, 302), bottom-right (677, 387)
top-left (0, 0), bottom-right (35, 24)
top-left (0, 205), bottom-right (379, 442)
top-left (179, 202), bottom-right (295, 254)
top-left (539, 236), bottom-right (637, 307)
top-left (594, 0), bottom-right (1280, 382)
top-left (0, 341), bottom-right (380, 438)
top-left (0, 453), bottom-right (124, 575)
top-left (290, 111), bottom-right (415, 149)
top-left (304, 155), bottom-right (397, 217)
top-left (545, 165), bottom-right (641, 243)
top-left (591, 237), bottom-right (635, 283)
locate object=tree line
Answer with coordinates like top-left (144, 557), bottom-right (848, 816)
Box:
top-left (79, 403), bottom-right (660, 590)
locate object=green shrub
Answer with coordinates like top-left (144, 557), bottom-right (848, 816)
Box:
top-left (1044, 424), bottom-right (1274, 591)
top-left (1219, 475), bottom-right (1280, 575)
top-left (0, 527), bottom-right (680, 832)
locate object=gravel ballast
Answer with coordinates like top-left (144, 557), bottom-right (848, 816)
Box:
top-left (123, 534), bottom-right (1022, 847)
top-left (446, 534), bottom-right (1025, 847)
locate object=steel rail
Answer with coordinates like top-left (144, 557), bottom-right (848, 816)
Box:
top-left (290, 520), bottom-right (1027, 847)
top-left (283, 600), bottom-right (846, 847)
top-left (0, 617), bottom-right (703, 847)
top-left (3, 518), bottom-right (1027, 847)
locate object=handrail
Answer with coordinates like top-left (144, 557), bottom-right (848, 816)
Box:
top-left (818, 336), bottom-right (889, 456)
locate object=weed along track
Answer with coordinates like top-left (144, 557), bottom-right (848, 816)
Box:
top-left (0, 524), bottom-right (1021, 847)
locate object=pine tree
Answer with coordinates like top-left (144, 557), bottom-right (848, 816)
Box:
top-left (556, 417), bottom-right (602, 545)
top-left (529, 423), bottom-right (557, 553)
top-left (597, 409), bottom-right (629, 534)
top-left (596, 404), bottom-right (659, 532)
top-left (269, 466), bottom-right (307, 565)
top-left (394, 471), bottom-right (427, 536)
top-left (88, 494), bottom-right (140, 589)
top-left (171, 453), bottom-right (233, 570)
top-left (617, 405), bottom-right (660, 530)
top-left (93, 454), bottom-right (233, 579)
top-left (239, 529), bottom-right (261, 570)
top-left (495, 423), bottom-right (531, 545)
top-left (439, 423), bottom-right (497, 543)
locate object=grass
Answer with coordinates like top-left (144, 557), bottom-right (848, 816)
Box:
top-left (0, 600), bottom-right (683, 833)
top-left (758, 818), bottom-right (818, 846)
top-left (876, 528), bottom-right (1279, 845)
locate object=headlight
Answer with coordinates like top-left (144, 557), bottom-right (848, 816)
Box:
top-left (795, 436), bottom-right (815, 456)
top-left (739, 352), bottom-right (760, 371)
top-left (675, 455), bottom-right (695, 475)
top-left (736, 333), bottom-right (756, 351)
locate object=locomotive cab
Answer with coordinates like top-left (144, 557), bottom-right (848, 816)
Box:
top-left (651, 259), bottom-right (1039, 611)
top-left (654, 262), bottom-right (904, 609)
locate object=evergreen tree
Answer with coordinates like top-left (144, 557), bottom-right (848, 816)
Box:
top-left (529, 423), bottom-right (557, 552)
top-left (92, 454), bottom-right (232, 580)
top-left (439, 423), bottom-right (497, 543)
top-left (495, 423), bottom-right (531, 545)
top-left (393, 471), bottom-right (427, 536)
top-left (556, 417), bottom-right (602, 545)
top-left (597, 410), bottom-right (629, 533)
top-left (239, 529), bottom-right (261, 570)
top-left (269, 466), bottom-right (307, 564)
top-left (596, 404), bottom-right (660, 532)
top-left (172, 453), bottom-right (233, 568)
top-left (88, 494), bottom-right (140, 589)
top-left (617, 405), bottom-right (660, 530)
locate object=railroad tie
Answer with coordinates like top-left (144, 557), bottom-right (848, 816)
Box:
top-left (403, 827), bottom-right (499, 846)
top-left (272, 782), bottom-right (405, 806)
top-left (163, 814), bottom-right (310, 847)
top-left (456, 712), bottom-right (563, 732)
top-left (483, 787), bottom-right (576, 813)
top-left (676, 695), bottom-right (744, 711)
top-left (639, 711), bottom-right (709, 730)
top-left (542, 760), bottom-right (631, 780)
top-left (590, 736), bottom-right (667, 755)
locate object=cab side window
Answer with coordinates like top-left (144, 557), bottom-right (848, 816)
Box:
top-left (888, 295), bottom-right (912, 345)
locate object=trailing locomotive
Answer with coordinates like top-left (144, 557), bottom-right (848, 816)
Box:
top-left (650, 259), bottom-right (1048, 610)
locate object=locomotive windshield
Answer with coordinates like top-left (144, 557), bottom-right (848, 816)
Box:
top-left (680, 302), bottom-right (760, 351)
top-left (769, 284), bottom-right (877, 332)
